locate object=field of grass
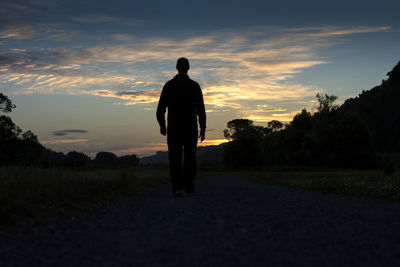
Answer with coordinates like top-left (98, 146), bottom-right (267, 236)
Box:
top-left (0, 166), bottom-right (170, 231)
top-left (2, 165), bottom-right (400, 231)
top-left (217, 168), bottom-right (400, 202)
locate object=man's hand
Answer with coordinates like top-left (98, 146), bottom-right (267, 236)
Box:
top-left (199, 128), bottom-right (206, 142)
top-left (160, 125), bottom-right (167, 136)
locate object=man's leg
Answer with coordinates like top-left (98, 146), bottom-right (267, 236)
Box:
top-left (182, 131), bottom-right (198, 193)
top-left (167, 134), bottom-right (184, 192)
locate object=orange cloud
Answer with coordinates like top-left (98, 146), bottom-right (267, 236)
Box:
top-left (91, 89), bottom-right (160, 105)
top-left (0, 25), bottom-right (36, 39)
top-left (41, 138), bottom-right (89, 145)
top-left (1, 25), bottom-right (389, 117)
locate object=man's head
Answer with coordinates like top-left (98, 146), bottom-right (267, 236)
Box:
top-left (176, 57), bottom-right (190, 73)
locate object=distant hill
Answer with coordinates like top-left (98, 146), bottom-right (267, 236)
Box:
top-left (340, 60), bottom-right (400, 152)
top-left (139, 144), bottom-right (225, 166)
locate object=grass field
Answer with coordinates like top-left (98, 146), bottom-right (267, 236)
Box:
top-left (217, 168), bottom-right (400, 202)
top-left (0, 166), bottom-right (170, 231)
top-left (2, 166), bottom-right (400, 231)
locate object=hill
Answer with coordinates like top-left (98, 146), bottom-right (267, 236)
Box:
top-left (341, 60), bottom-right (400, 152)
top-left (139, 144), bottom-right (225, 166)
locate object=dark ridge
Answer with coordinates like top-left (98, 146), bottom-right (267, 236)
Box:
top-left (340, 60), bottom-right (400, 152)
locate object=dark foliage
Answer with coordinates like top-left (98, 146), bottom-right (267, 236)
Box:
top-left (42, 148), bottom-right (66, 168)
top-left (64, 151), bottom-right (91, 168)
top-left (93, 152), bottom-right (139, 169)
top-left (0, 97), bottom-right (44, 165)
top-left (223, 119), bottom-right (272, 168)
top-left (223, 94), bottom-right (378, 169)
top-left (0, 93), bottom-right (139, 169)
top-left (223, 59), bottom-right (400, 170)
top-left (94, 151), bottom-right (118, 169)
top-left (0, 93), bottom-right (16, 113)
top-left (341, 60), bottom-right (400, 153)
top-left (118, 154), bottom-right (140, 168)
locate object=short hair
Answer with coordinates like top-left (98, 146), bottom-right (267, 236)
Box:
top-left (176, 57), bottom-right (190, 72)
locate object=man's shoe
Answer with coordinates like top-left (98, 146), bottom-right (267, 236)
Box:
top-left (184, 183), bottom-right (195, 194)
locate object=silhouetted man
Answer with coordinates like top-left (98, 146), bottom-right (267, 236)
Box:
top-left (156, 58), bottom-right (206, 197)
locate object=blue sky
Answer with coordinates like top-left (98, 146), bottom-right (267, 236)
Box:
top-left (1, 0), bottom-right (399, 156)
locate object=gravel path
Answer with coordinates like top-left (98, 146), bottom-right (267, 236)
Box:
top-left (1, 175), bottom-right (400, 266)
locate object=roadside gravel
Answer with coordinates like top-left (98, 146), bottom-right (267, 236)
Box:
top-left (1, 175), bottom-right (400, 266)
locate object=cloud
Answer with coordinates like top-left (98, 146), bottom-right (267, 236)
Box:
top-left (91, 89), bottom-right (161, 105)
top-left (52, 129), bottom-right (88, 136)
top-left (0, 24), bottom-right (36, 39)
top-left (0, 21), bottom-right (79, 41)
top-left (255, 105), bottom-right (287, 112)
top-left (0, 25), bottom-right (389, 117)
top-left (0, 2), bottom-right (30, 12)
top-left (72, 15), bottom-right (143, 26)
top-left (41, 138), bottom-right (89, 145)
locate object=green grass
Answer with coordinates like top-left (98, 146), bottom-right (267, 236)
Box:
top-left (214, 169), bottom-right (400, 202)
top-left (0, 166), bottom-right (170, 231)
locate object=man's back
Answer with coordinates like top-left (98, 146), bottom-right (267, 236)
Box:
top-left (156, 74), bottom-right (206, 133)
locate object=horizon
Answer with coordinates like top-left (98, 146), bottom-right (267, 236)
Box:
top-left (1, 0), bottom-right (399, 157)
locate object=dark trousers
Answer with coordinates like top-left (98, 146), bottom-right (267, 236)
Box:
top-left (167, 129), bottom-right (198, 192)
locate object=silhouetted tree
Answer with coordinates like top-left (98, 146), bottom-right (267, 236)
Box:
top-left (267, 120), bottom-right (284, 132)
top-left (223, 119), bottom-right (266, 168)
top-left (386, 60), bottom-right (400, 85)
top-left (0, 115), bottom-right (21, 141)
top-left (223, 93), bottom-right (379, 169)
top-left (316, 93), bottom-right (338, 112)
top-left (22, 130), bottom-right (38, 143)
top-left (223, 119), bottom-right (254, 140)
top-left (341, 60), bottom-right (400, 153)
top-left (94, 151), bottom-right (118, 169)
top-left (0, 93), bottom-right (16, 113)
top-left (64, 151), bottom-right (90, 168)
top-left (0, 94), bottom-right (44, 165)
top-left (42, 148), bottom-right (66, 168)
top-left (118, 154), bottom-right (139, 168)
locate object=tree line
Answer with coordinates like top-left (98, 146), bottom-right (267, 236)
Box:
top-left (223, 60), bottom-right (400, 170)
top-left (340, 60), bottom-right (400, 153)
top-left (223, 93), bottom-right (379, 169)
top-left (0, 93), bottom-right (138, 169)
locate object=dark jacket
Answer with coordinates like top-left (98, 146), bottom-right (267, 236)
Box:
top-left (156, 74), bottom-right (206, 133)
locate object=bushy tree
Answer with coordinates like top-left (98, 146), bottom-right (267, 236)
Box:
top-left (0, 93), bottom-right (16, 113)
top-left (0, 94), bottom-right (44, 165)
top-left (267, 120), bottom-right (284, 132)
top-left (223, 94), bottom-right (379, 169)
top-left (118, 154), bottom-right (139, 168)
top-left (0, 115), bottom-right (22, 142)
top-left (223, 119), bottom-right (267, 168)
top-left (223, 119), bottom-right (254, 140)
top-left (315, 93), bottom-right (338, 112)
top-left (341, 60), bottom-right (400, 153)
top-left (94, 151), bottom-right (118, 169)
top-left (64, 151), bottom-right (90, 168)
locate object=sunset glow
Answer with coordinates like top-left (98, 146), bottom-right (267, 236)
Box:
top-left (1, 0), bottom-right (399, 156)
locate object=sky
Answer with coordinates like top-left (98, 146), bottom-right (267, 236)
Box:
top-left (1, 0), bottom-right (399, 157)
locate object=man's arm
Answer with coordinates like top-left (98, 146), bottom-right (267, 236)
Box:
top-left (156, 84), bottom-right (168, 136)
top-left (196, 84), bottom-right (206, 141)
